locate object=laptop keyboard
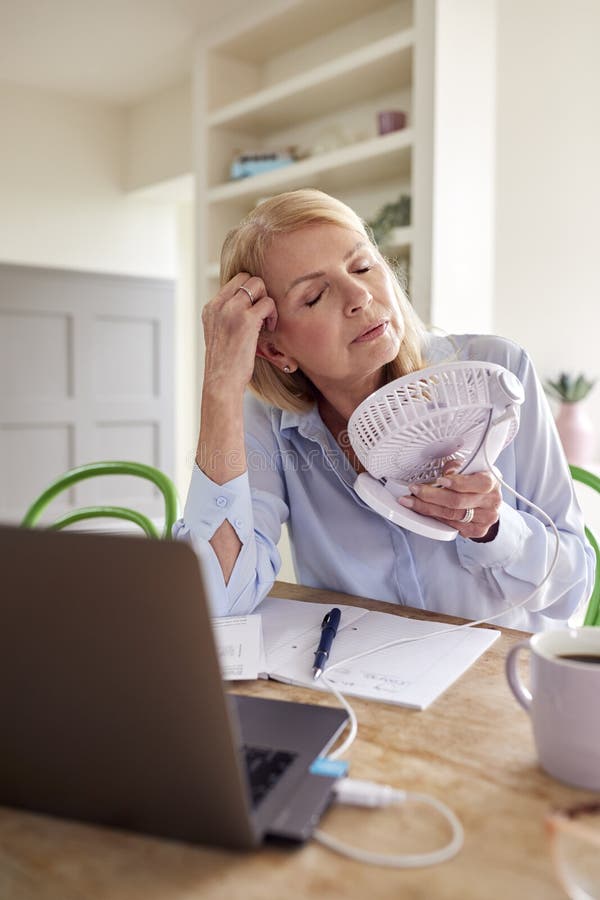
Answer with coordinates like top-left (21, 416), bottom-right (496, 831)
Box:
top-left (243, 744), bottom-right (297, 807)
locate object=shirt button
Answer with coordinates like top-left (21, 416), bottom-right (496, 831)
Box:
top-left (234, 519), bottom-right (243, 529)
top-left (216, 496), bottom-right (228, 508)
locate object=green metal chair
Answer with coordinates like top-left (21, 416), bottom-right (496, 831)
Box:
top-left (21, 461), bottom-right (179, 540)
top-left (570, 464), bottom-right (600, 626)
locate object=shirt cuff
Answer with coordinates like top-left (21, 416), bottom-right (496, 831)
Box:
top-left (456, 501), bottom-right (531, 569)
top-left (183, 465), bottom-right (253, 543)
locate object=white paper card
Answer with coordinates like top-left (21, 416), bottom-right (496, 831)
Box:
top-left (211, 615), bottom-right (263, 680)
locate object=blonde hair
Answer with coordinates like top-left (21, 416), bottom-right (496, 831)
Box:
top-left (220, 189), bottom-right (426, 413)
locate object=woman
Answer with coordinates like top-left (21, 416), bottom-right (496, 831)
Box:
top-left (175, 189), bottom-right (594, 630)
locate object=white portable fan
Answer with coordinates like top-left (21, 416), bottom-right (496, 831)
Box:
top-left (347, 361), bottom-right (525, 541)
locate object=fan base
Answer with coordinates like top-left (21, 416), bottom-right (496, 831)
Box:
top-left (354, 473), bottom-right (458, 541)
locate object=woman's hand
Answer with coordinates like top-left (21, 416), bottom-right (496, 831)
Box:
top-left (201, 272), bottom-right (277, 395)
top-left (398, 467), bottom-right (502, 541)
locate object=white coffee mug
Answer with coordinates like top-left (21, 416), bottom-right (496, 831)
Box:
top-left (506, 627), bottom-right (600, 790)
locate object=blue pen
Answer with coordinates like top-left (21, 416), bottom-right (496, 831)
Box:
top-left (313, 607), bottom-right (342, 680)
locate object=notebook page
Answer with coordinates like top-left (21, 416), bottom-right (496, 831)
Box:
top-left (321, 614), bottom-right (499, 708)
top-left (257, 597), bottom-right (367, 673)
top-left (260, 599), bottom-right (499, 710)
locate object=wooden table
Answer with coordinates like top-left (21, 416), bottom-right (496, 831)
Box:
top-left (0, 582), bottom-right (595, 900)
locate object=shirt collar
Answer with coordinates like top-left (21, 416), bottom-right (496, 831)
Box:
top-left (280, 403), bottom-right (327, 443)
top-left (423, 332), bottom-right (463, 365)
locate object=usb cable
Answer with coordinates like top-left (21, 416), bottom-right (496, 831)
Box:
top-left (313, 778), bottom-right (464, 867)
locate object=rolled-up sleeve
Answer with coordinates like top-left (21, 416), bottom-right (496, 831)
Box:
top-left (173, 397), bottom-right (289, 616)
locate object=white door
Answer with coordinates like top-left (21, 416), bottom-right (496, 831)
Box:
top-left (0, 263), bottom-right (175, 526)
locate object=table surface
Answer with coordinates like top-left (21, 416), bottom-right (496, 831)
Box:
top-left (1, 581), bottom-right (595, 900)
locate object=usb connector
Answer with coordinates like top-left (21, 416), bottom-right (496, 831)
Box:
top-left (332, 778), bottom-right (406, 808)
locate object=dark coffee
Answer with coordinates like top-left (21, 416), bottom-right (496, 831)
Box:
top-left (558, 653), bottom-right (600, 665)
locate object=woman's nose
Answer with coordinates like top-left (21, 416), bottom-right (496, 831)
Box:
top-left (343, 279), bottom-right (372, 314)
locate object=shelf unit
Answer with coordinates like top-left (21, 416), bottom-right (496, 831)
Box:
top-left (195, 0), bottom-right (433, 317)
top-left (206, 30), bottom-right (414, 132)
top-left (191, 0), bottom-right (434, 581)
top-left (207, 130), bottom-right (413, 204)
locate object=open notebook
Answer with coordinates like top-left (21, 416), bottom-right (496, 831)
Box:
top-left (213, 597), bottom-right (500, 711)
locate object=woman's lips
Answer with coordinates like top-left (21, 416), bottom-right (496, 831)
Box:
top-left (353, 320), bottom-right (389, 343)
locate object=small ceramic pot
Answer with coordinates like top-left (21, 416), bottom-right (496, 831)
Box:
top-left (555, 401), bottom-right (595, 466)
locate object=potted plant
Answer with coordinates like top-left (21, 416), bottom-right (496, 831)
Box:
top-left (366, 195), bottom-right (411, 250)
top-left (545, 372), bottom-right (596, 466)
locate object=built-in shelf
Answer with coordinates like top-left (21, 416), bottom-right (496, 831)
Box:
top-left (196, 0), bottom-right (435, 320)
top-left (207, 129), bottom-right (413, 205)
top-left (207, 31), bottom-right (414, 134)
top-left (209, 0), bottom-right (396, 67)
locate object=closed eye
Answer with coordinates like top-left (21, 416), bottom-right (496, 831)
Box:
top-left (306, 290), bottom-right (324, 307)
top-left (353, 257), bottom-right (377, 274)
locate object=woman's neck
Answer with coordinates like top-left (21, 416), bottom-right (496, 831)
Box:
top-left (317, 395), bottom-right (366, 474)
top-left (317, 396), bottom-right (348, 435)
top-left (315, 368), bottom-right (386, 425)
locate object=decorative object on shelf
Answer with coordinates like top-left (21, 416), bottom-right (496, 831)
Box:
top-left (230, 148), bottom-right (298, 181)
top-left (366, 194), bottom-right (411, 250)
top-left (310, 124), bottom-right (358, 156)
top-left (377, 110), bottom-right (407, 135)
top-left (545, 372), bottom-right (596, 466)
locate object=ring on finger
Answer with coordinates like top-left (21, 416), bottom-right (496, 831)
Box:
top-left (238, 284), bottom-right (255, 304)
top-left (460, 507), bottom-right (475, 525)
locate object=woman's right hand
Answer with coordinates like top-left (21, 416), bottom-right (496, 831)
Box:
top-left (201, 272), bottom-right (277, 395)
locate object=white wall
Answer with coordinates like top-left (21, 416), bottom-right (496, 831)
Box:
top-left (174, 203), bottom-right (200, 500)
top-left (494, 0), bottom-right (600, 432)
top-left (0, 80), bottom-right (201, 499)
top-left (431, 0), bottom-right (496, 335)
top-left (125, 80), bottom-right (192, 192)
top-left (0, 81), bottom-right (176, 278)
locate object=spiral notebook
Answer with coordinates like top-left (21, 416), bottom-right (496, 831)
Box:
top-left (213, 597), bottom-right (500, 710)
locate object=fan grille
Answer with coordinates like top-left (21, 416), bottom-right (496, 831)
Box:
top-left (365, 406), bottom-right (491, 481)
top-left (348, 362), bottom-right (508, 483)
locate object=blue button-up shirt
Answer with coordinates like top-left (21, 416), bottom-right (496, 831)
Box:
top-left (174, 334), bottom-right (594, 631)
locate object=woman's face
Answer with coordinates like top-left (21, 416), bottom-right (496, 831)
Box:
top-left (259, 223), bottom-right (405, 397)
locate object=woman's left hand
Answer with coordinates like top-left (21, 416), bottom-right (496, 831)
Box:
top-left (398, 468), bottom-right (502, 541)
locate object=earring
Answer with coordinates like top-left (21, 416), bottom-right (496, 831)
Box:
top-left (283, 365), bottom-right (291, 374)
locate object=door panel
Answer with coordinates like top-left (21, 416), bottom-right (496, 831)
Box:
top-left (0, 264), bottom-right (174, 525)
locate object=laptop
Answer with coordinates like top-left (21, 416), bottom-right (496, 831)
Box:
top-left (0, 525), bottom-right (348, 848)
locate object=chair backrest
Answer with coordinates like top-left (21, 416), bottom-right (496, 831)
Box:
top-left (569, 465), bottom-right (600, 626)
top-left (21, 461), bottom-right (179, 540)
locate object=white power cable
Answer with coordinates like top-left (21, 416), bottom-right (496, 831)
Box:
top-left (320, 675), bottom-right (358, 762)
top-left (314, 785), bottom-right (464, 867)
top-left (311, 464), bottom-right (563, 868)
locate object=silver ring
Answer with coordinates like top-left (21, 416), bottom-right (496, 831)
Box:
top-left (460, 507), bottom-right (475, 525)
top-left (238, 285), bottom-right (255, 304)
